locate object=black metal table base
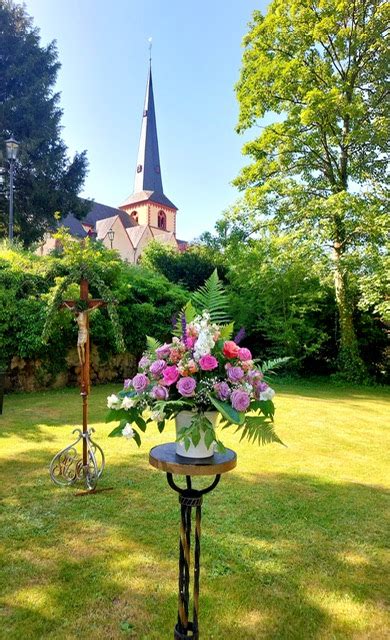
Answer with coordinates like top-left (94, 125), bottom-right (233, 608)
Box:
top-left (167, 473), bottom-right (221, 639)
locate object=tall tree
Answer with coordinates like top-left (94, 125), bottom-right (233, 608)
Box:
top-left (234, 0), bottom-right (389, 381)
top-left (0, 0), bottom-right (89, 245)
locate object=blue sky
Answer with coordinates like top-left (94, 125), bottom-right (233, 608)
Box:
top-left (24, 0), bottom-right (269, 241)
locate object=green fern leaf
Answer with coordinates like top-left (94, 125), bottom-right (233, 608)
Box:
top-left (260, 357), bottom-right (291, 375)
top-left (146, 336), bottom-right (162, 352)
top-left (235, 416), bottom-right (285, 446)
top-left (191, 269), bottom-right (230, 324)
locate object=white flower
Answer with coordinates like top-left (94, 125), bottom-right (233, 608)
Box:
top-left (259, 387), bottom-right (275, 401)
top-left (107, 394), bottom-right (120, 409)
top-left (122, 423), bottom-right (135, 439)
top-left (150, 409), bottom-right (166, 423)
top-left (121, 396), bottom-right (136, 410)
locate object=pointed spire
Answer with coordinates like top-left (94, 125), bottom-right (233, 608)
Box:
top-left (133, 61), bottom-right (163, 194)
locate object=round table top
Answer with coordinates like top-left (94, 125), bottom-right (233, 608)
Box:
top-left (149, 443), bottom-right (237, 476)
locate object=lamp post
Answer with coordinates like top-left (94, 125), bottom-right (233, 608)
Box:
top-left (5, 136), bottom-right (19, 242)
top-left (107, 228), bottom-right (115, 249)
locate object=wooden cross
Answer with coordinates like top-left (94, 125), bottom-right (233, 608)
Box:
top-left (60, 278), bottom-right (107, 470)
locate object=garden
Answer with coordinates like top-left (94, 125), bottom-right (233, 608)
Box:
top-left (1, 381), bottom-right (389, 639)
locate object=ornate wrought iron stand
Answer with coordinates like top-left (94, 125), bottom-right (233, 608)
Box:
top-left (149, 443), bottom-right (237, 639)
top-left (49, 277), bottom-right (107, 492)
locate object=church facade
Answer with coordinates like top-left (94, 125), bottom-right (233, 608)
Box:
top-left (40, 64), bottom-right (186, 261)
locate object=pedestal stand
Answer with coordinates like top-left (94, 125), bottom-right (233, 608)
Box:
top-left (149, 443), bottom-right (236, 639)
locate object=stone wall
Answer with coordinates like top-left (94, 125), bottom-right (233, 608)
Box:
top-left (5, 346), bottom-right (137, 392)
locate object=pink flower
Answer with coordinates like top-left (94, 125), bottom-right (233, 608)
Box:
top-left (238, 347), bottom-right (252, 361)
top-left (150, 359), bottom-right (167, 377)
top-left (162, 365), bottom-right (180, 386)
top-left (227, 366), bottom-right (245, 383)
top-left (132, 373), bottom-right (149, 393)
top-left (150, 385), bottom-right (169, 400)
top-left (123, 378), bottom-right (132, 390)
top-left (156, 343), bottom-right (171, 358)
top-left (223, 341), bottom-right (240, 359)
top-left (185, 336), bottom-right (196, 349)
top-left (199, 354), bottom-right (218, 371)
top-left (230, 389), bottom-right (250, 412)
top-left (177, 377), bottom-right (197, 397)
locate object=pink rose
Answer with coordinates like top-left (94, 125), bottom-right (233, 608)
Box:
top-left (223, 341), bottom-right (240, 359)
top-left (162, 365), bottom-right (180, 386)
top-left (177, 377), bottom-right (197, 397)
top-left (238, 347), bottom-right (252, 361)
top-left (199, 355), bottom-right (218, 371)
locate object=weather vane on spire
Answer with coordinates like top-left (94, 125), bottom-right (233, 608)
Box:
top-left (148, 37), bottom-right (152, 63)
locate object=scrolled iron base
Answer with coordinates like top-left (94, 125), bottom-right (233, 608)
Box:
top-left (49, 428), bottom-right (105, 490)
top-left (167, 473), bottom-right (221, 640)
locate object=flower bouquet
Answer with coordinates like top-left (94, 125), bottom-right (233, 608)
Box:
top-left (107, 273), bottom-right (285, 458)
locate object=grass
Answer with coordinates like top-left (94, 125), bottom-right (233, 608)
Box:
top-left (0, 381), bottom-right (389, 639)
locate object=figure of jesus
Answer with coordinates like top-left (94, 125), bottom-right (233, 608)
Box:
top-left (63, 303), bottom-right (90, 365)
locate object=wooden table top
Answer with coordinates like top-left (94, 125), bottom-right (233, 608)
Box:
top-left (149, 443), bottom-right (237, 476)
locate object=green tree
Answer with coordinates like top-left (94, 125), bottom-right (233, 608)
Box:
top-left (141, 240), bottom-right (226, 290)
top-left (0, 0), bottom-right (89, 245)
top-left (234, 0), bottom-right (389, 381)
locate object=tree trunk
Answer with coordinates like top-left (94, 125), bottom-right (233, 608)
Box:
top-left (333, 244), bottom-right (366, 381)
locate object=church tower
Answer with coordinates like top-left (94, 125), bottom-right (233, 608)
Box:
top-left (119, 62), bottom-right (178, 236)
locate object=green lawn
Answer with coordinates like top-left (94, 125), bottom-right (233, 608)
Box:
top-left (0, 382), bottom-right (389, 639)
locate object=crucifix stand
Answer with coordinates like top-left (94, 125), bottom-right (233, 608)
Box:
top-left (49, 278), bottom-right (107, 492)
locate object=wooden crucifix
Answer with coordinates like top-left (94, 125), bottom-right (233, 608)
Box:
top-left (50, 277), bottom-right (108, 491)
top-left (61, 278), bottom-right (106, 465)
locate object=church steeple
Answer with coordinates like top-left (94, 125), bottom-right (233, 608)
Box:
top-left (134, 63), bottom-right (164, 194)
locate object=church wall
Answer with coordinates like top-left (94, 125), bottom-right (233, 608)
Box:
top-left (134, 226), bottom-right (153, 263)
top-left (99, 217), bottom-right (135, 263)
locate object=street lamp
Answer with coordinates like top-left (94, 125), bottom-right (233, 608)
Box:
top-left (5, 136), bottom-right (19, 242)
top-left (107, 228), bottom-right (115, 249)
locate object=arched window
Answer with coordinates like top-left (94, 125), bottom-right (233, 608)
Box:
top-left (131, 210), bottom-right (138, 223)
top-left (157, 210), bottom-right (166, 230)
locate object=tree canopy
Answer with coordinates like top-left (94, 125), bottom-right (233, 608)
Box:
top-left (233, 0), bottom-right (389, 381)
top-left (0, 0), bottom-right (89, 245)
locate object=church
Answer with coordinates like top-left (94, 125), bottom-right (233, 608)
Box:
top-left (41, 62), bottom-right (186, 261)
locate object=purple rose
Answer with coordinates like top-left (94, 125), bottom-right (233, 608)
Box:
top-left (253, 380), bottom-right (269, 399)
top-left (199, 355), bottom-right (218, 371)
top-left (151, 385), bottom-right (169, 400)
top-left (176, 377), bottom-right (197, 397)
top-left (214, 381), bottom-right (231, 401)
top-left (150, 359), bottom-right (167, 377)
top-left (138, 356), bottom-right (150, 369)
top-left (227, 366), bottom-right (245, 383)
top-left (162, 365), bottom-right (180, 386)
top-left (132, 373), bottom-right (149, 393)
top-left (156, 343), bottom-right (171, 358)
top-left (230, 389), bottom-right (250, 412)
top-left (123, 378), bottom-right (132, 390)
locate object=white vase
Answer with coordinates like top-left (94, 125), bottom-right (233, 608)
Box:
top-left (175, 410), bottom-right (219, 459)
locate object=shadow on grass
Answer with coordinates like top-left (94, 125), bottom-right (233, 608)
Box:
top-left (0, 450), bottom-right (388, 639)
